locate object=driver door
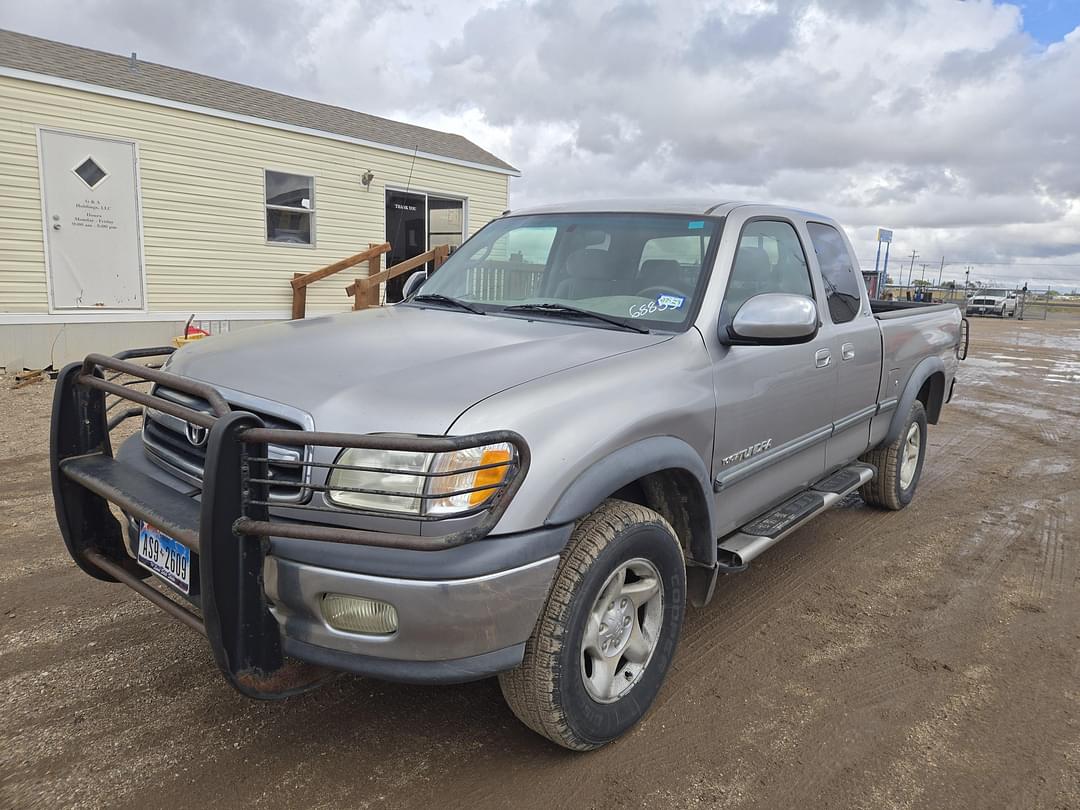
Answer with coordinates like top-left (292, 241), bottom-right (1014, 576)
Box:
top-left (708, 216), bottom-right (836, 535)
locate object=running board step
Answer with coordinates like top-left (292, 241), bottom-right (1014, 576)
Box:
top-left (716, 463), bottom-right (875, 571)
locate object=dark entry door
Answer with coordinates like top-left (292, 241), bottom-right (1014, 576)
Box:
top-left (385, 191), bottom-right (427, 302)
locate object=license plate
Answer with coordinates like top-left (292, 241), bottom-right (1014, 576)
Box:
top-left (137, 522), bottom-right (191, 594)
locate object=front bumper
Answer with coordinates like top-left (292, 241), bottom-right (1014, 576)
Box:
top-left (50, 349), bottom-right (541, 697)
top-left (265, 553), bottom-right (558, 677)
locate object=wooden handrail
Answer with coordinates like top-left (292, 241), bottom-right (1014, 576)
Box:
top-left (291, 242), bottom-right (391, 318)
top-left (291, 243), bottom-right (390, 290)
top-left (345, 244), bottom-right (450, 297)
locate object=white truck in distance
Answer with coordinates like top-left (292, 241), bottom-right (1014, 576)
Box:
top-left (966, 288), bottom-right (1017, 317)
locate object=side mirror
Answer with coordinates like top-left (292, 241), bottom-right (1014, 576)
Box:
top-left (400, 271), bottom-right (428, 301)
top-left (723, 293), bottom-right (818, 344)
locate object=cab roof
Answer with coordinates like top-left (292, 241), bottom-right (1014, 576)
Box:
top-left (504, 199), bottom-right (833, 222)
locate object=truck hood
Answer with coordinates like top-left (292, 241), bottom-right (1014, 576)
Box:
top-left (166, 305), bottom-right (669, 434)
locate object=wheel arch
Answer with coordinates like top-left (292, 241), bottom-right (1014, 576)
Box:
top-left (544, 436), bottom-right (716, 569)
top-left (883, 356), bottom-right (946, 445)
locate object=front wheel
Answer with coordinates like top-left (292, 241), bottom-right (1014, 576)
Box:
top-left (860, 399), bottom-right (927, 510)
top-left (499, 500), bottom-right (686, 750)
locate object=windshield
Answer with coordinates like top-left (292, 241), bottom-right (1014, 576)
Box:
top-left (408, 213), bottom-right (721, 331)
top-left (974, 289), bottom-right (1009, 297)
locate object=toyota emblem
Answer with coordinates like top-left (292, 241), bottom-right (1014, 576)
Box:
top-left (185, 422), bottom-right (209, 447)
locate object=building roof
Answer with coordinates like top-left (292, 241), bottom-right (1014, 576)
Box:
top-left (0, 28), bottom-right (518, 175)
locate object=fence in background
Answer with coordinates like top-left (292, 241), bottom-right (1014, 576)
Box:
top-left (878, 284), bottom-right (1075, 320)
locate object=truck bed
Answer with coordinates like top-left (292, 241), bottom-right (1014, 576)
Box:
top-left (868, 300), bottom-right (963, 445)
top-left (870, 299), bottom-right (960, 318)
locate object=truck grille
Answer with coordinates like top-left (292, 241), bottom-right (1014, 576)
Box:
top-left (970, 298), bottom-right (996, 306)
top-left (142, 386), bottom-right (307, 502)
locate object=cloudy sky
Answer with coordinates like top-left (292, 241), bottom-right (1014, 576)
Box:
top-left (3, 0), bottom-right (1079, 289)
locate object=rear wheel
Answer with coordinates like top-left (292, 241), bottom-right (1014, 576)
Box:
top-left (860, 399), bottom-right (927, 510)
top-left (499, 499), bottom-right (686, 750)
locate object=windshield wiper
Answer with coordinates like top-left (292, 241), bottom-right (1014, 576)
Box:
top-left (411, 294), bottom-right (485, 315)
top-left (501, 303), bottom-right (650, 334)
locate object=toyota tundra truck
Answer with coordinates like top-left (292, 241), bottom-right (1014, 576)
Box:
top-left (50, 201), bottom-right (968, 750)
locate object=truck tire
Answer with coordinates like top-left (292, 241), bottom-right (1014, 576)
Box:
top-left (499, 499), bottom-right (686, 750)
top-left (859, 399), bottom-right (927, 510)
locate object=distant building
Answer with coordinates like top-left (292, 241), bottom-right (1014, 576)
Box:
top-left (0, 29), bottom-right (518, 368)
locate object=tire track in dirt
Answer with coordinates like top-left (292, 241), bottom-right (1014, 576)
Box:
top-left (1030, 504), bottom-right (1069, 600)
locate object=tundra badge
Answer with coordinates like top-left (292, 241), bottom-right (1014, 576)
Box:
top-left (721, 439), bottom-right (773, 467)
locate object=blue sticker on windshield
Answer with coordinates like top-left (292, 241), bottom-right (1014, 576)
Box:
top-left (657, 294), bottom-right (685, 310)
top-left (688, 220), bottom-right (704, 230)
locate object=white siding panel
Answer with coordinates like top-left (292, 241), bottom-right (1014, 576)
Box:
top-left (0, 75), bottom-right (509, 314)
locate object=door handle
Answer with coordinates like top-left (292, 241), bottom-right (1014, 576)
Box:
top-left (815, 348), bottom-right (831, 368)
top-left (841, 342), bottom-right (855, 361)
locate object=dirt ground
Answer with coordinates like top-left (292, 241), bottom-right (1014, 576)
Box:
top-left (2, 314), bottom-right (1079, 810)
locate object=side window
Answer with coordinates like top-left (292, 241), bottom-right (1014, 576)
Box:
top-left (265, 170), bottom-right (314, 245)
top-left (723, 220), bottom-right (813, 319)
top-left (807, 222), bottom-right (861, 323)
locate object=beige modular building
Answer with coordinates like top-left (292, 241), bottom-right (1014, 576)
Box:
top-left (0, 29), bottom-right (518, 369)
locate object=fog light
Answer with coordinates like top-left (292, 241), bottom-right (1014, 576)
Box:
top-left (321, 594), bottom-right (398, 635)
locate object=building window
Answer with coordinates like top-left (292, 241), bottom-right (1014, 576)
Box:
top-left (74, 156), bottom-right (107, 188)
top-left (265, 170), bottom-right (314, 245)
top-left (429, 197), bottom-right (465, 251)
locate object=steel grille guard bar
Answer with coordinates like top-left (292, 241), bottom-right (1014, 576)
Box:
top-left (50, 348), bottom-right (531, 699)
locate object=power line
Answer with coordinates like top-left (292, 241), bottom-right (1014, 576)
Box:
top-left (941, 260), bottom-right (1080, 268)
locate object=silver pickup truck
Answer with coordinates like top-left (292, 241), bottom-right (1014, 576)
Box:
top-left (50, 201), bottom-right (967, 750)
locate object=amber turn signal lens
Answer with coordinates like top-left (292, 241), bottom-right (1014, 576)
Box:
top-left (468, 448), bottom-right (513, 505)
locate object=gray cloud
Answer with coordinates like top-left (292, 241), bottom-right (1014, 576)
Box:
top-left (3, 0), bottom-right (1080, 287)
top-left (686, 7), bottom-right (796, 68)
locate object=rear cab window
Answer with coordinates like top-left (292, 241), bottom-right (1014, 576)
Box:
top-left (806, 222), bottom-right (863, 324)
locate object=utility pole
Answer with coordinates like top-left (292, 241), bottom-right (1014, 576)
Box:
top-left (964, 266), bottom-right (971, 293)
top-left (936, 256), bottom-right (945, 287)
top-left (906, 251), bottom-right (919, 288)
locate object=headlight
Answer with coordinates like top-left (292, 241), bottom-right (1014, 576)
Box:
top-left (426, 443), bottom-right (513, 516)
top-left (326, 448), bottom-right (433, 513)
top-left (326, 442), bottom-right (515, 516)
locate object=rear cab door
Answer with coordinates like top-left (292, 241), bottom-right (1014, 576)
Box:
top-left (700, 206), bottom-right (837, 536)
top-left (803, 219), bottom-right (883, 468)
